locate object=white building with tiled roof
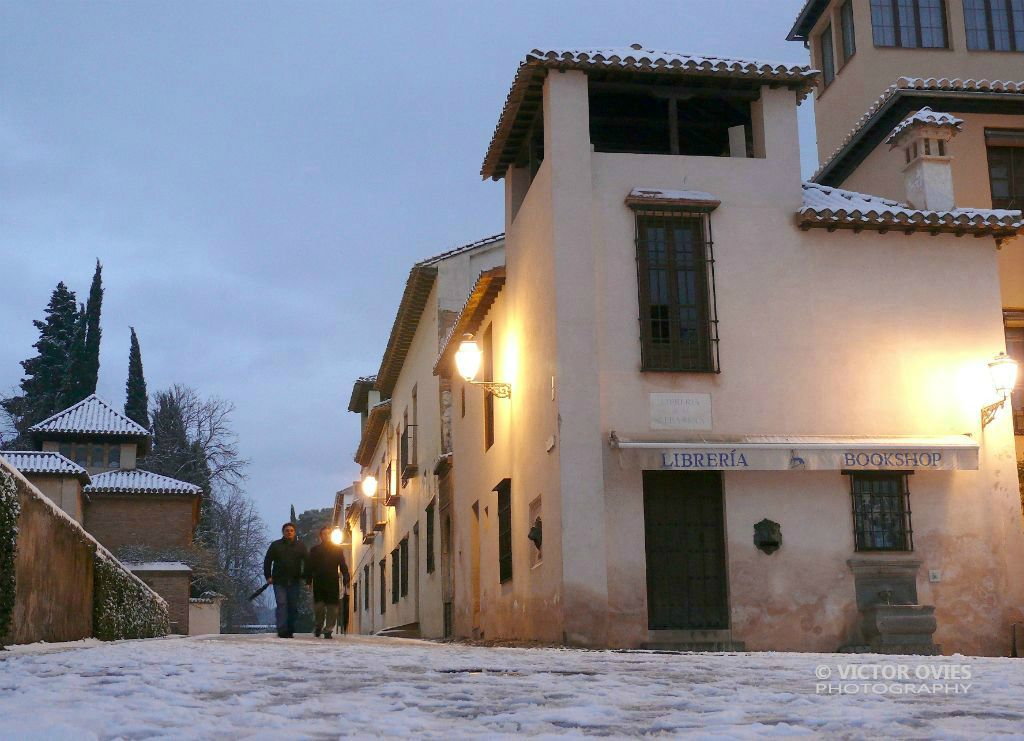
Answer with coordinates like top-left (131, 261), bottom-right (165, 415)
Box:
top-left (1, 451), bottom-right (90, 522)
top-left (412, 37), bottom-right (1024, 658)
top-left (345, 232), bottom-right (505, 639)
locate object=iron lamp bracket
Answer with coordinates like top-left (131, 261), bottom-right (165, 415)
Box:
top-left (472, 381), bottom-right (512, 399)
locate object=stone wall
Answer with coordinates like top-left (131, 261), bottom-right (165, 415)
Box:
top-left (0, 458), bottom-right (169, 646)
top-left (85, 496), bottom-right (197, 551)
top-left (3, 462), bottom-right (94, 645)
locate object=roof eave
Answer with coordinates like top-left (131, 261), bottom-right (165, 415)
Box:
top-left (354, 401), bottom-right (392, 467)
top-left (374, 265), bottom-right (439, 398)
top-left (814, 87), bottom-right (1024, 187)
top-left (433, 266), bottom-right (507, 377)
top-left (786, 0), bottom-right (829, 42)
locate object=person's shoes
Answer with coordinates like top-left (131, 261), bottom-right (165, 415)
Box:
top-left (283, 632), bottom-right (294, 638)
top-left (323, 631), bottom-right (332, 639)
top-left (314, 627), bottom-right (321, 638)
top-left (277, 632), bottom-right (288, 638)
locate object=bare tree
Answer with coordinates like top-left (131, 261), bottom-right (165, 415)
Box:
top-left (146, 384), bottom-right (248, 493)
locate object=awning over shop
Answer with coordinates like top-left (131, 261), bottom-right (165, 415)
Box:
top-left (609, 433), bottom-right (979, 471)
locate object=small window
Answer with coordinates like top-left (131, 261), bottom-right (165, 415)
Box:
top-left (965, 0), bottom-right (1024, 51)
top-left (819, 24), bottom-right (836, 86)
top-left (58, 443), bottom-right (72, 459)
top-left (986, 129), bottom-right (1024, 209)
top-left (400, 537), bottom-right (409, 597)
top-left (871, 0), bottom-right (948, 48)
top-left (495, 479), bottom-right (513, 583)
top-left (352, 582), bottom-right (358, 616)
top-left (425, 501), bottom-right (436, 574)
top-left (73, 445), bottom-right (88, 467)
top-left (483, 324), bottom-right (495, 451)
top-left (363, 565), bottom-right (370, 611)
top-left (528, 496), bottom-right (543, 568)
top-left (379, 559), bottom-right (387, 614)
top-left (108, 444), bottom-right (120, 469)
top-left (634, 210), bottom-right (719, 372)
top-left (850, 473), bottom-right (913, 551)
top-left (841, 0), bottom-right (858, 63)
top-left (391, 548), bottom-right (400, 604)
top-left (1004, 319), bottom-right (1024, 434)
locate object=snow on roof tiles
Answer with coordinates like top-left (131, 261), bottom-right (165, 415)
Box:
top-left (125, 562), bottom-right (193, 573)
top-left (482, 46), bottom-right (818, 180)
top-left (84, 469), bottom-right (202, 496)
top-left (1, 451), bottom-right (89, 480)
top-left (416, 233), bottom-right (505, 267)
top-left (799, 182), bottom-right (1024, 237)
top-left (29, 394), bottom-right (150, 438)
top-left (813, 77), bottom-right (1024, 183)
top-left (885, 107), bottom-right (964, 146)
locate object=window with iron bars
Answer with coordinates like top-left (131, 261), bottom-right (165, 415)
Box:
top-left (849, 473), bottom-right (914, 551)
top-left (363, 565), bottom-right (369, 611)
top-left (379, 559), bottom-right (387, 614)
top-left (634, 209), bottom-right (719, 372)
top-left (391, 548), bottom-right (400, 604)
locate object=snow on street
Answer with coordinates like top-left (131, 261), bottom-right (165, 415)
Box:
top-left (1, 634), bottom-right (1022, 739)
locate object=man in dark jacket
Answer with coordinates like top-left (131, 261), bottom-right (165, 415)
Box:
top-left (264, 522), bottom-right (308, 638)
top-left (305, 526), bottom-right (350, 638)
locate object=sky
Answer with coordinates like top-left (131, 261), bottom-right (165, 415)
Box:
top-left (0, 0), bottom-right (819, 532)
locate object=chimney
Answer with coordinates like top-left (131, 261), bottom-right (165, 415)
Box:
top-left (886, 107), bottom-right (963, 211)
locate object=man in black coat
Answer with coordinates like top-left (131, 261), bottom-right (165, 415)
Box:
top-left (305, 526), bottom-right (350, 639)
top-left (264, 522), bottom-right (308, 638)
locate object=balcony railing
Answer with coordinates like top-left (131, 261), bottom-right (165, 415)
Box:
top-left (401, 424), bottom-right (418, 484)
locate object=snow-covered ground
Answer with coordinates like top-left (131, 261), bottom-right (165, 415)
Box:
top-left (1, 634), bottom-right (1022, 739)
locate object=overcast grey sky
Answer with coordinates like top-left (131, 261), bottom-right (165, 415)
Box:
top-left (0, 0), bottom-right (817, 531)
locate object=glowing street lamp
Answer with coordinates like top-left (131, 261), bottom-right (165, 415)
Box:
top-left (454, 333), bottom-right (511, 399)
top-left (330, 527), bottom-right (344, 546)
top-left (361, 475), bottom-right (378, 499)
top-left (981, 352), bottom-right (1019, 428)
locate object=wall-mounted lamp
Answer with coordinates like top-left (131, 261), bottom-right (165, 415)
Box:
top-left (330, 527), bottom-right (345, 546)
top-left (361, 475), bottom-right (378, 499)
top-left (454, 333), bottom-right (511, 399)
top-left (981, 352), bottom-right (1019, 428)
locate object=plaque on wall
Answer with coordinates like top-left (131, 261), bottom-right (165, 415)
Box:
top-left (650, 392), bottom-right (712, 431)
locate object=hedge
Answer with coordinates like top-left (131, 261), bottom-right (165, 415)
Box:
top-left (0, 469), bottom-right (18, 647)
top-left (92, 553), bottom-right (170, 641)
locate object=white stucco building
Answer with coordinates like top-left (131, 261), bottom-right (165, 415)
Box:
top-left (345, 235), bottom-right (505, 638)
top-left (426, 40), bottom-right (1023, 655)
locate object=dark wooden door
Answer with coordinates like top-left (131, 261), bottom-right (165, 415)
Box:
top-left (643, 470), bottom-right (728, 630)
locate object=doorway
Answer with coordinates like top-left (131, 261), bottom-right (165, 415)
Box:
top-left (643, 470), bottom-right (728, 630)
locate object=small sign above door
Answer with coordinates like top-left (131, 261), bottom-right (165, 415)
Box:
top-left (650, 393), bottom-right (712, 431)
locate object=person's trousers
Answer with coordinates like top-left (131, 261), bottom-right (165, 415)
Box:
top-left (273, 582), bottom-right (301, 636)
top-left (314, 600), bottom-right (339, 633)
top-left (340, 594), bottom-right (350, 633)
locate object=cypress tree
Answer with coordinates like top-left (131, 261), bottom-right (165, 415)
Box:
top-left (124, 327), bottom-right (150, 429)
top-left (58, 305), bottom-right (90, 410)
top-left (1, 282), bottom-right (79, 440)
top-left (83, 260), bottom-right (103, 394)
top-left (290, 504), bottom-right (297, 525)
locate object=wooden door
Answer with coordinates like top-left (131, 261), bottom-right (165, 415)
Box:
top-left (643, 470), bottom-right (728, 630)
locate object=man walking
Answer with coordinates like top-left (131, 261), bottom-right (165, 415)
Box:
top-left (305, 526), bottom-right (350, 638)
top-left (264, 522), bottom-right (308, 638)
